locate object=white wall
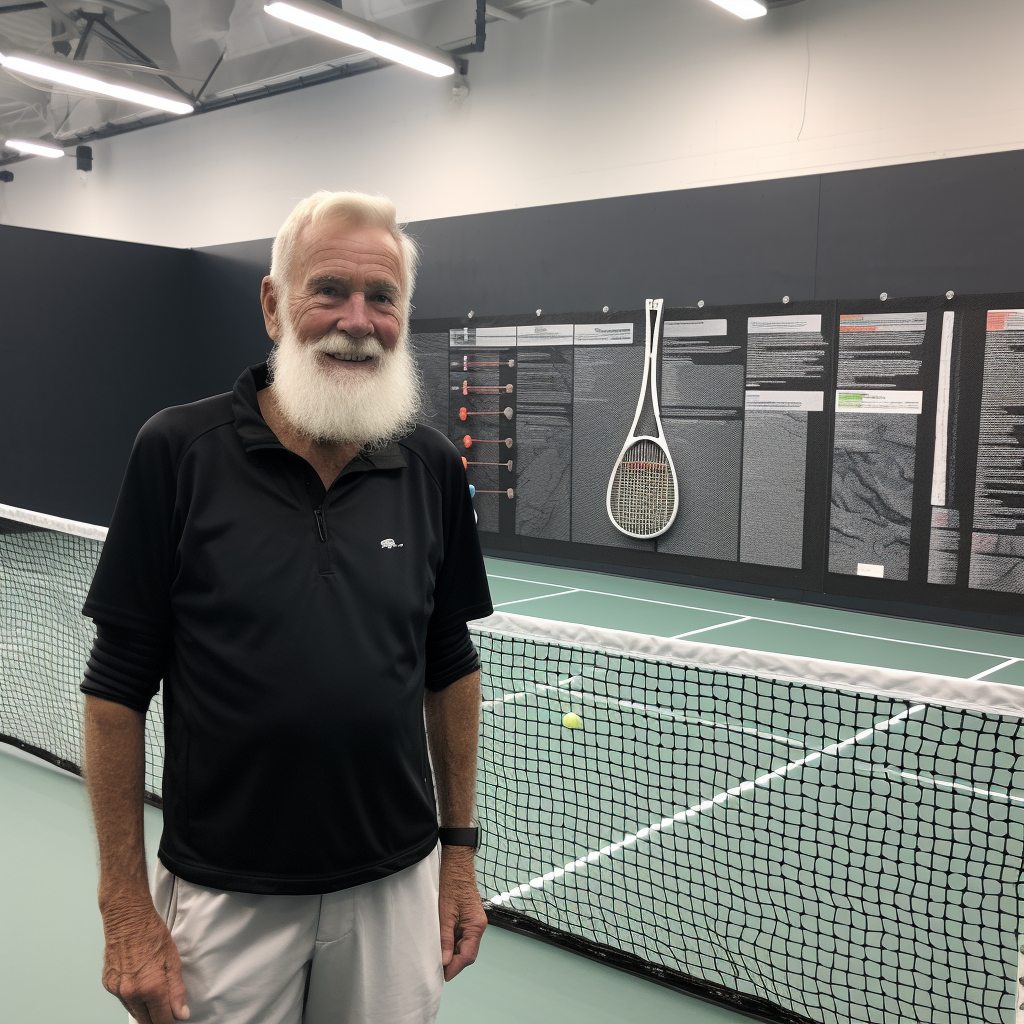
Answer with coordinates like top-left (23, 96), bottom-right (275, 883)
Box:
top-left (4, 0), bottom-right (1024, 248)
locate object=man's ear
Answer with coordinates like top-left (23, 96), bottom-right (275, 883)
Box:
top-left (261, 277), bottom-right (282, 341)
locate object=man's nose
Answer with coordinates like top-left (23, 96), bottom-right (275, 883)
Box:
top-left (335, 293), bottom-right (374, 337)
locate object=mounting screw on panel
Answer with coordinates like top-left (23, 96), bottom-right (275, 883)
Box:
top-left (946, 290), bottom-right (955, 300)
top-left (602, 306), bottom-right (609, 313)
top-left (468, 311), bottom-right (474, 318)
top-left (880, 292), bottom-right (888, 301)
top-left (535, 309), bottom-right (542, 316)
top-left (782, 295), bottom-right (790, 304)
top-left (697, 300), bottom-right (704, 308)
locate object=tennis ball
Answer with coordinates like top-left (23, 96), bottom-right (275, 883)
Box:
top-left (562, 712), bottom-right (582, 729)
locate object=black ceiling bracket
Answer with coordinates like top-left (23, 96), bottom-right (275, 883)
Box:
top-left (448, 0), bottom-right (486, 62)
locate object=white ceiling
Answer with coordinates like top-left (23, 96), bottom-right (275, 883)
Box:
top-left (0, 0), bottom-right (580, 155)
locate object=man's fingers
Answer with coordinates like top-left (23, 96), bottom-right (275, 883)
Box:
top-left (117, 970), bottom-right (182, 1024)
top-left (122, 996), bottom-right (154, 1024)
top-left (166, 965), bottom-right (190, 1020)
top-left (443, 915), bottom-right (486, 980)
top-left (443, 941), bottom-right (479, 981)
top-left (439, 917), bottom-right (456, 966)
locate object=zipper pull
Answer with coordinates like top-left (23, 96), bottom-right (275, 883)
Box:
top-left (314, 508), bottom-right (326, 542)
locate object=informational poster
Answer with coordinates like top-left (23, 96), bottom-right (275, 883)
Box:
top-left (570, 321), bottom-right (650, 550)
top-left (449, 329), bottom-right (517, 535)
top-left (656, 319), bottom-right (743, 561)
top-left (829, 312), bottom-right (928, 581)
top-left (414, 293), bottom-right (1024, 619)
top-left (515, 326), bottom-right (573, 541)
top-left (740, 315), bottom-right (827, 569)
top-left (968, 310), bottom-right (1024, 592)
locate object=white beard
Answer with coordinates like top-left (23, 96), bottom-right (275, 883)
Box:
top-left (267, 321), bottom-right (422, 447)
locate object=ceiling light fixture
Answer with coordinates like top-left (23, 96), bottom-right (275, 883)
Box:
top-left (264, 0), bottom-right (458, 78)
top-left (707, 0), bottom-right (768, 19)
top-left (0, 51), bottom-right (194, 116)
top-left (5, 138), bottom-right (64, 158)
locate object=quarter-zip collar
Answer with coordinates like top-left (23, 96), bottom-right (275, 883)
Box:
top-left (231, 362), bottom-right (408, 471)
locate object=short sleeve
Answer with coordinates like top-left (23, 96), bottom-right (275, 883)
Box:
top-left (82, 414), bottom-right (180, 636)
top-left (429, 445), bottom-right (493, 632)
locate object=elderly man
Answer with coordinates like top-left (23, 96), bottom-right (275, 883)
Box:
top-left (81, 190), bottom-right (493, 1024)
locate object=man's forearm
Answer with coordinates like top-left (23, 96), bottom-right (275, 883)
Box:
top-left (84, 694), bottom-right (151, 909)
top-left (424, 670), bottom-right (480, 827)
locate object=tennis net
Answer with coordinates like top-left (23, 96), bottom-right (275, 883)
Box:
top-left (2, 504), bottom-right (1022, 1024)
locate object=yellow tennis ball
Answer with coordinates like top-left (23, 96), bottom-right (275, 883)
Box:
top-left (562, 712), bottom-right (582, 729)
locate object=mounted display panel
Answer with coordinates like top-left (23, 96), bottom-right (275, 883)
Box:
top-left (413, 294), bottom-right (1024, 624)
top-left (823, 292), bottom-right (1024, 624)
top-left (411, 301), bottom-right (836, 597)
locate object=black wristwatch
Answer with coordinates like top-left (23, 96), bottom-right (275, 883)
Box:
top-left (438, 825), bottom-right (480, 849)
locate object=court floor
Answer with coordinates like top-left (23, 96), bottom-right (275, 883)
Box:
top-left (2, 556), bottom-right (1020, 1023)
top-left (484, 556), bottom-right (1024, 685)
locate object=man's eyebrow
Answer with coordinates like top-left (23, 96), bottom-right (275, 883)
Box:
top-left (306, 274), bottom-right (349, 290)
top-left (304, 274), bottom-right (399, 294)
top-left (365, 276), bottom-right (400, 294)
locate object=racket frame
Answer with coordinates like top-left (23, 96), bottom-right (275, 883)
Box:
top-left (604, 297), bottom-right (679, 539)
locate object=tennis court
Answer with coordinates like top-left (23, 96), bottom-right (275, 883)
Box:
top-left (484, 556), bottom-right (1024, 681)
top-left (474, 557), bottom-right (1023, 1024)
top-left (1, 527), bottom-right (1022, 1023)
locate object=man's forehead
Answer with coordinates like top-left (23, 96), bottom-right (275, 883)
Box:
top-left (294, 219), bottom-right (401, 280)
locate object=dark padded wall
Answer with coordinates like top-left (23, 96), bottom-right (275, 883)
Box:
top-left (198, 148), bottom-right (1024, 318)
top-left (5, 147), bottom-right (1024, 546)
top-left (0, 225), bottom-right (201, 526)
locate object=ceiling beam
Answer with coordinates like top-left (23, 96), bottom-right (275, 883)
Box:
top-left (486, 4), bottom-right (522, 22)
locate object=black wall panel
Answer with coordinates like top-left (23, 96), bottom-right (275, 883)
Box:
top-left (5, 149), bottom-right (1024, 630)
top-left (815, 149), bottom-right (1024, 300)
top-left (0, 225), bottom-right (199, 526)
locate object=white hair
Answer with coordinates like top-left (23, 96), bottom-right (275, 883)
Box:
top-left (268, 325), bottom-right (422, 447)
top-left (270, 190), bottom-right (419, 319)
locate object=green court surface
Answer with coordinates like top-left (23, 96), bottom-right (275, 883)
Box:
top-left (0, 744), bottom-right (746, 1023)
top-left (2, 556), bottom-right (1021, 1023)
top-left (485, 556), bottom-right (1024, 683)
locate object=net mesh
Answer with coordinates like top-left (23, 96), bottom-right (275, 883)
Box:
top-left (1, 512), bottom-right (1022, 1024)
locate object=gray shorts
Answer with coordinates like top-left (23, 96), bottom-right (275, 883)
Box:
top-left (136, 851), bottom-right (443, 1024)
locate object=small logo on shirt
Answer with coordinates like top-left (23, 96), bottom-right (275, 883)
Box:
top-left (380, 538), bottom-right (404, 549)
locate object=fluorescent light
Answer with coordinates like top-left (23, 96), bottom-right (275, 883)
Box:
top-left (265, 0), bottom-right (457, 78)
top-left (707, 0), bottom-right (768, 18)
top-left (0, 51), bottom-right (194, 115)
top-left (5, 138), bottom-right (64, 158)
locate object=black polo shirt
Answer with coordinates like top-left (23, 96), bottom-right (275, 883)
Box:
top-left (82, 364), bottom-right (492, 895)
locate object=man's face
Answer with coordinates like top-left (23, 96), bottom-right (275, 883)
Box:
top-left (279, 218), bottom-right (405, 373)
top-left (261, 217), bottom-right (420, 446)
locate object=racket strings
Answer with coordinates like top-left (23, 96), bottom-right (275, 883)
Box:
top-left (609, 439), bottom-right (675, 535)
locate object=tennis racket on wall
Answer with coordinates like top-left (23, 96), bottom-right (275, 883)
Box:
top-left (605, 298), bottom-right (679, 539)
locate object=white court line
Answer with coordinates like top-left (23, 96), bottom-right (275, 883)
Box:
top-left (969, 658), bottom-right (1019, 681)
top-left (673, 616), bottom-right (752, 639)
top-left (855, 763), bottom-right (1023, 805)
top-left (480, 689), bottom-right (536, 709)
top-left (486, 572), bottom-right (1018, 662)
top-left (537, 683), bottom-right (805, 748)
top-left (481, 676), bottom-right (805, 746)
top-left (488, 704), bottom-right (926, 906)
top-left (494, 589), bottom-right (580, 608)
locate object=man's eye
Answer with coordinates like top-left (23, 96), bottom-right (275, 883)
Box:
top-left (373, 293), bottom-right (394, 304)
top-left (318, 287), bottom-right (336, 296)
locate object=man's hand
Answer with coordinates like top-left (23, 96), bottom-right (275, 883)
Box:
top-left (101, 898), bottom-right (189, 1023)
top-left (438, 847), bottom-right (487, 981)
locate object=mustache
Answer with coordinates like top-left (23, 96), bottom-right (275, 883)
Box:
top-left (310, 332), bottom-right (386, 359)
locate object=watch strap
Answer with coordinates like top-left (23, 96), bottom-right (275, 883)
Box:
top-left (438, 826), bottom-right (479, 849)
